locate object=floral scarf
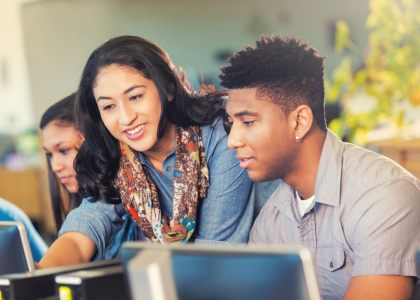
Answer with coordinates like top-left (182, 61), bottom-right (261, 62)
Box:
top-left (114, 126), bottom-right (209, 244)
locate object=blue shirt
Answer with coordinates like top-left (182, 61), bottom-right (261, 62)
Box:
top-left (60, 118), bottom-right (255, 260)
top-left (0, 197), bottom-right (48, 262)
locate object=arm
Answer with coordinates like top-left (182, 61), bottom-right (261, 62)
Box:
top-left (37, 232), bottom-right (96, 268)
top-left (37, 198), bottom-right (125, 268)
top-left (195, 123), bottom-right (254, 244)
top-left (343, 275), bottom-right (415, 300)
top-left (345, 179), bottom-right (420, 298)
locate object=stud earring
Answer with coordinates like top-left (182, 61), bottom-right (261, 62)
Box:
top-left (296, 135), bottom-right (302, 143)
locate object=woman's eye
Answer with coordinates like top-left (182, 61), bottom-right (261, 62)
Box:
top-left (103, 104), bottom-right (114, 111)
top-left (130, 94), bottom-right (143, 101)
top-left (45, 152), bottom-right (52, 158)
top-left (59, 149), bottom-right (69, 155)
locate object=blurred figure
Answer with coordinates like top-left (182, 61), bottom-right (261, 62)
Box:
top-left (40, 93), bottom-right (82, 234)
top-left (0, 197), bottom-right (48, 262)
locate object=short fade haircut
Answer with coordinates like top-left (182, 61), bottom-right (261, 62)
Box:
top-left (219, 34), bottom-right (327, 132)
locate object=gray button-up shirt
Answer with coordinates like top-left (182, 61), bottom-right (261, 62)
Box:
top-left (249, 129), bottom-right (420, 300)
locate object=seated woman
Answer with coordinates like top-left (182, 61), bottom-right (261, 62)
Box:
top-left (38, 36), bottom-right (255, 268)
top-left (40, 93), bottom-right (83, 234)
top-left (0, 197), bottom-right (48, 262)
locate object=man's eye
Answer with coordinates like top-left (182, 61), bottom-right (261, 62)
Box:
top-left (243, 121), bottom-right (254, 126)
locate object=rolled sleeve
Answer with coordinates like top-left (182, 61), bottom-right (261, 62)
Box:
top-left (350, 179), bottom-right (420, 280)
top-left (59, 198), bottom-right (124, 261)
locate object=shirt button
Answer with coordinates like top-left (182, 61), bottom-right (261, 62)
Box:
top-left (166, 166), bottom-right (171, 171)
top-left (330, 262), bottom-right (333, 268)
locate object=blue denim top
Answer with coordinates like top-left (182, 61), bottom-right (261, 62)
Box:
top-left (59, 118), bottom-right (256, 260)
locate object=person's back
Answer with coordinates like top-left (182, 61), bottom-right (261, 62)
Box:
top-left (0, 197), bottom-right (48, 262)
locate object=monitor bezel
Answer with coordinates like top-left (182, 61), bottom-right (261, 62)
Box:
top-left (123, 242), bottom-right (321, 300)
top-left (0, 221), bottom-right (35, 273)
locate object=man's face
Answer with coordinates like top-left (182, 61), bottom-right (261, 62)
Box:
top-left (226, 87), bottom-right (296, 182)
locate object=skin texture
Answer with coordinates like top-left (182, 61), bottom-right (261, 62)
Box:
top-left (38, 64), bottom-right (176, 268)
top-left (226, 87), bottom-right (414, 299)
top-left (42, 121), bottom-right (80, 193)
top-left (226, 87), bottom-right (325, 199)
top-left (94, 64), bottom-right (175, 174)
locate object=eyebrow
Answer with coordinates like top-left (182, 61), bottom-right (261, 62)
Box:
top-left (96, 85), bottom-right (146, 102)
top-left (43, 141), bottom-right (68, 152)
top-left (233, 110), bottom-right (259, 117)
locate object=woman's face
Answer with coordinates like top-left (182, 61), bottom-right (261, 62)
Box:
top-left (42, 121), bottom-right (80, 193)
top-left (93, 64), bottom-right (173, 153)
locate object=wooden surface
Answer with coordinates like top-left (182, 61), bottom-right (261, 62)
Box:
top-left (0, 168), bottom-right (55, 234)
top-left (366, 123), bottom-right (420, 180)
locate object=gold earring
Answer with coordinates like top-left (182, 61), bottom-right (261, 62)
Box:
top-left (296, 135), bottom-right (302, 143)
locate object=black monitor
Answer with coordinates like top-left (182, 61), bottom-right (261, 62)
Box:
top-left (123, 242), bottom-right (321, 300)
top-left (0, 222), bottom-right (35, 275)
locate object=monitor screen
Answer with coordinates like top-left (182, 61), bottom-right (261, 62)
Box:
top-left (172, 253), bottom-right (309, 300)
top-left (0, 222), bottom-right (33, 275)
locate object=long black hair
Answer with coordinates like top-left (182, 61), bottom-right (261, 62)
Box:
top-left (39, 93), bottom-right (83, 234)
top-left (74, 35), bottom-right (225, 204)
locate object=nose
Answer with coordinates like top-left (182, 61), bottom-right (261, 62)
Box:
top-left (50, 156), bottom-right (64, 173)
top-left (227, 123), bottom-right (245, 149)
top-left (119, 101), bottom-right (136, 126)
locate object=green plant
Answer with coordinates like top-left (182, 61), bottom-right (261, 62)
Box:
top-left (326, 0), bottom-right (420, 145)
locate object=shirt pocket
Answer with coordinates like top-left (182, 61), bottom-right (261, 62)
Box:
top-left (317, 244), bottom-right (345, 272)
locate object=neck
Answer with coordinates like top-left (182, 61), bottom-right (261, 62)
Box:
top-left (142, 122), bottom-right (176, 173)
top-left (284, 128), bottom-right (327, 200)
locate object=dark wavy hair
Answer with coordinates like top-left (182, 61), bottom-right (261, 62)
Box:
top-left (40, 92), bottom-right (82, 234)
top-left (219, 34), bottom-right (327, 132)
top-left (74, 35), bottom-right (225, 204)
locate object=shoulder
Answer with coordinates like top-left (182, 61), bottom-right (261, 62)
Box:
top-left (0, 197), bottom-right (31, 224)
top-left (201, 116), bottom-right (227, 148)
top-left (201, 117), bottom-right (235, 166)
top-left (341, 143), bottom-right (420, 190)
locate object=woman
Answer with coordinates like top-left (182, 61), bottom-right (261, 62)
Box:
top-left (40, 93), bottom-right (82, 234)
top-left (38, 36), bottom-right (255, 268)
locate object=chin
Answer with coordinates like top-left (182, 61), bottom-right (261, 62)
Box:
top-left (248, 169), bottom-right (281, 183)
top-left (66, 184), bottom-right (78, 194)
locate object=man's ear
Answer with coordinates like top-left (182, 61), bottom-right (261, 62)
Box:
top-left (289, 105), bottom-right (313, 142)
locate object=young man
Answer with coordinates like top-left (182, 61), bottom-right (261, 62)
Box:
top-left (220, 34), bottom-right (420, 300)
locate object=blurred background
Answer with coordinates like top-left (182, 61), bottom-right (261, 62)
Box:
top-left (0, 0), bottom-right (419, 240)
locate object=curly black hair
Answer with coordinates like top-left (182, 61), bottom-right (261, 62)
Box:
top-left (219, 34), bottom-right (327, 132)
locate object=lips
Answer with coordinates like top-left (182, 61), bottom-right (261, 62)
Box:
top-left (124, 124), bottom-right (147, 141)
top-left (60, 176), bottom-right (73, 184)
top-left (237, 156), bottom-right (254, 169)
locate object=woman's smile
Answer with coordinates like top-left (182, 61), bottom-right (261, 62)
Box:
top-left (124, 123), bottom-right (147, 140)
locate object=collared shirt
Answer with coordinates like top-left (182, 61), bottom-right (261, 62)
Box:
top-left (60, 118), bottom-right (255, 260)
top-left (249, 129), bottom-right (420, 300)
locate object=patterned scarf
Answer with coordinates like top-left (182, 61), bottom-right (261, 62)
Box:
top-left (114, 126), bottom-right (209, 244)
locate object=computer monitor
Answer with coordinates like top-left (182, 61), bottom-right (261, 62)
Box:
top-left (0, 221), bottom-right (35, 275)
top-left (123, 242), bottom-right (321, 300)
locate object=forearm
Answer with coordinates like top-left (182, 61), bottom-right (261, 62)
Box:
top-left (343, 275), bottom-right (414, 300)
top-left (37, 232), bottom-right (97, 269)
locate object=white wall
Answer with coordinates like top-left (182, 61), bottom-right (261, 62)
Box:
top-left (0, 0), bottom-right (40, 134)
top-left (20, 0), bottom-right (370, 126)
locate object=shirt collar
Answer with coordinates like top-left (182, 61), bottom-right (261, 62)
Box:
top-left (313, 129), bottom-right (344, 207)
top-left (274, 129), bottom-right (344, 215)
top-left (136, 131), bottom-right (177, 165)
